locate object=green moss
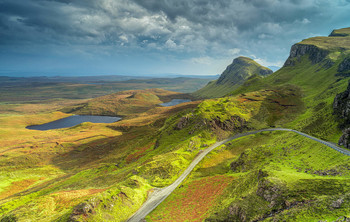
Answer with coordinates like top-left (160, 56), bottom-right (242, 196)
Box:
top-left (86, 176), bottom-right (152, 222)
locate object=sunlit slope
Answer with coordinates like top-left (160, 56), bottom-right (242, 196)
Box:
top-left (147, 27), bottom-right (350, 222)
top-left (193, 57), bottom-right (272, 99)
top-left (62, 88), bottom-right (194, 118)
top-left (2, 28), bottom-right (350, 222)
top-left (0, 90), bottom-right (198, 221)
top-left (229, 27), bottom-right (350, 141)
top-left (148, 130), bottom-right (350, 221)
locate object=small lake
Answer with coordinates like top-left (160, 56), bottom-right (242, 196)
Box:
top-left (160, 99), bottom-right (191, 107)
top-left (26, 115), bottom-right (121, 131)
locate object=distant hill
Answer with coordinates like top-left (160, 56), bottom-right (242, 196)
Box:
top-left (62, 88), bottom-right (194, 118)
top-left (268, 66), bottom-right (280, 71)
top-left (0, 76), bottom-right (212, 103)
top-left (192, 56), bottom-right (272, 98)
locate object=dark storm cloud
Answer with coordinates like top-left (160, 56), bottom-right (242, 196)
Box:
top-left (0, 0), bottom-right (324, 47)
top-left (1, 0), bottom-right (350, 75)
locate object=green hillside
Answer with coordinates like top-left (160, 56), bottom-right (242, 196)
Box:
top-left (230, 27), bottom-right (350, 141)
top-left (2, 28), bottom-right (350, 222)
top-left (193, 56), bottom-right (273, 99)
top-left (146, 27), bottom-right (350, 221)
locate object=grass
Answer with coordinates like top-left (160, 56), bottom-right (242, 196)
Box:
top-left (147, 130), bottom-right (350, 221)
top-left (2, 27), bottom-right (350, 222)
top-left (230, 55), bottom-right (347, 142)
top-left (148, 175), bottom-right (235, 222)
top-left (0, 90), bottom-right (203, 221)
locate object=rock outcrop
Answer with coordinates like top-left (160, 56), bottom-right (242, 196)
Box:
top-left (330, 198), bottom-right (344, 209)
top-left (333, 82), bottom-right (350, 121)
top-left (333, 81), bottom-right (350, 147)
top-left (209, 115), bottom-right (246, 132)
top-left (69, 198), bottom-right (100, 222)
top-left (338, 57), bottom-right (350, 73)
top-left (338, 128), bottom-right (350, 148)
top-left (284, 44), bottom-right (329, 67)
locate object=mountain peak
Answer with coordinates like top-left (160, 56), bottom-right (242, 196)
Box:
top-left (217, 57), bottom-right (272, 85)
top-left (193, 57), bottom-right (272, 98)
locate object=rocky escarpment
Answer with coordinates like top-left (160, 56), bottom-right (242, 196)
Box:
top-left (284, 44), bottom-right (330, 67)
top-left (338, 56), bottom-right (350, 73)
top-left (174, 114), bottom-right (247, 136)
top-left (339, 128), bottom-right (350, 148)
top-left (333, 82), bottom-right (350, 121)
top-left (333, 81), bottom-right (350, 147)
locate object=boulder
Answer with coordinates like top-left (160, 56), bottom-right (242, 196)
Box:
top-left (330, 198), bottom-right (344, 209)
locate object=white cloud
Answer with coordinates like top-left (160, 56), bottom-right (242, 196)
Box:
top-left (228, 48), bottom-right (241, 56)
top-left (165, 39), bottom-right (177, 49)
top-left (301, 18), bottom-right (311, 24)
top-left (190, 56), bottom-right (214, 65)
top-left (119, 35), bottom-right (128, 42)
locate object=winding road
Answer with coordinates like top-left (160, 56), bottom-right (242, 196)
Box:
top-left (127, 128), bottom-right (350, 222)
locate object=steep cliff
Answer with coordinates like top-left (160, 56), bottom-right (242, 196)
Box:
top-left (284, 27), bottom-right (350, 68)
top-left (283, 44), bottom-right (330, 66)
top-left (333, 81), bottom-right (350, 147)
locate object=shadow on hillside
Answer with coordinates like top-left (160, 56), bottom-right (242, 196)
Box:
top-left (248, 85), bottom-right (305, 128)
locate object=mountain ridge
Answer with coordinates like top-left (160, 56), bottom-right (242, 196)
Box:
top-left (193, 56), bottom-right (272, 99)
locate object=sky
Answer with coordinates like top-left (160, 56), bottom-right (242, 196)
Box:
top-left (1, 0), bottom-right (350, 77)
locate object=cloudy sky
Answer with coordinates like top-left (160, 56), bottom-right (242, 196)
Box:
top-left (1, 0), bottom-right (350, 76)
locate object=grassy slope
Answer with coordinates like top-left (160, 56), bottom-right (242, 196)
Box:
top-left (0, 90), bottom-right (201, 221)
top-left (231, 49), bottom-right (349, 142)
top-left (145, 28), bottom-right (350, 221)
top-left (2, 28), bottom-right (350, 222)
top-left (193, 57), bottom-right (272, 99)
top-left (149, 131), bottom-right (350, 221)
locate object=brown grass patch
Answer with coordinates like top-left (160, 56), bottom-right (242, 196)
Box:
top-left (50, 188), bottom-right (106, 210)
top-left (149, 175), bottom-right (235, 222)
top-left (201, 150), bottom-right (236, 168)
top-left (0, 178), bottom-right (39, 199)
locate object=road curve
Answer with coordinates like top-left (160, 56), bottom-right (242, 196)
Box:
top-left (127, 128), bottom-right (350, 222)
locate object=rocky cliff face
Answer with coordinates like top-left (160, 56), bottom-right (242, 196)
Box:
top-left (333, 82), bottom-right (350, 122)
top-left (284, 44), bottom-right (329, 67)
top-left (284, 28), bottom-right (350, 68)
top-left (338, 57), bottom-right (350, 73)
top-left (333, 81), bottom-right (350, 147)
